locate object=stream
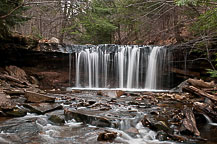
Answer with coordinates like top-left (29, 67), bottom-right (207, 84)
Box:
top-left (0, 90), bottom-right (217, 144)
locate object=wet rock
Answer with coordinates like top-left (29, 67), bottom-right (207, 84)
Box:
top-left (141, 115), bottom-right (172, 134)
top-left (49, 37), bottom-right (60, 43)
top-left (156, 130), bottom-right (169, 141)
top-left (168, 134), bottom-right (188, 142)
top-left (48, 115), bottom-right (65, 125)
top-left (97, 130), bottom-right (117, 142)
top-left (88, 100), bottom-right (96, 105)
top-left (6, 95), bottom-right (11, 99)
top-left (0, 119), bottom-right (42, 143)
top-left (154, 121), bottom-right (171, 133)
top-left (126, 127), bottom-right (139, 136)
top-left (74, 90), bottom-right (81, 93)
top-left (64, 108), bottom-right (111, 127)
top-left (4, 89), bottom-right (25, 96)
top-left (98, 90), bottom-right (125, 98)
top-left (24, 91), bottom-right (55, 103)
top-left (23, 103), bottom-right (63, 114)
top-left (150, 110), bottom-right (159, 115)
top-left (0, 93), bottom-right (16, 110)
top-left (4, 107), bottom-right (27, 117)
top-left (141, 115), bottom-right (154, 128)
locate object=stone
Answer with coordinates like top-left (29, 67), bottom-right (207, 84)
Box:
top-left (49, 37), bottom-right (60, 43)
top-left (5, 66), bottom-right (27, 81)
top-left (64, 108), bottom-right (111, 127)
top-left (154, 121), bottom-right (171, 133)
top-left (156, 130), bottom-right (169, 141)
top-left (125, 127), bottom-right (139, 136)
top-left (98, 90), bottom-right (125, 98)
top-left (97, 130), bottom-right (117, 142)
top-left (0, 93), bottom-right (16, 110)
top-left (141, 116), bottom-right (172, 133)
top-left (24, 91), bottom-right (55, 103)
top-left (48, 115), bottom-right (65, 125)
top-left (4, 89), bottom-right (25, 96)
top-left (0, 119), bottom-right (41, 143)
top-left (6, 95), bottom-right (11, 99)
top-left (23, 103), bottom-right (63, 114)
top-left (4, 107), bottom-right (27, 117)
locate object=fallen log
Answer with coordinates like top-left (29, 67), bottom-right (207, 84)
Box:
top-left (193, 102), bottom-right (217, 122)
top-left (187, 79), bottom-right (215, 88)
top-left (180, 107), bottom-right (200, 136)
top-left (183, 86), bottom-right (217, 102)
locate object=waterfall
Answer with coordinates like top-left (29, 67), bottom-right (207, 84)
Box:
top-left (72, 45), bottom-right (168, 90)
top-left (145, 46), bottom-right (162, 90)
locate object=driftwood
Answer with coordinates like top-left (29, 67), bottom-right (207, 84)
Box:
top-left (187, 79), bottom-right (215, 88)
top-left (184, 86), bottom-right (217, 102)
top-left (180, 107), bottom-right (200, 136)
top-left (193, 102), bottom-right (217, 121)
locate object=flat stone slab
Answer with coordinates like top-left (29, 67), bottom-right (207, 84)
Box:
top-left (64, 106), bottom-right (142, 129)
top-left (24, 91), bottom-right (55, 103)
top-left (97, 90), bottom-right (125, 98)
top-left (23, 103), bottom-right (62, 114)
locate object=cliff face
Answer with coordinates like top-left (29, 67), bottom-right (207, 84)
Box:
top-left (0, 35), bottom-right (214, 90)
top-left (0, 36), bottom-right (73, 89)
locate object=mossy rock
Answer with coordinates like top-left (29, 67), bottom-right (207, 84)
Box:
top-left (48, 115), bottom-right (65, 125)
top-left (5, 108), bottom-right (27, 117)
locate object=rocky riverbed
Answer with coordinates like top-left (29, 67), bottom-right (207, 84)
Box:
top-left (0, 65), bottom-right (217, 144)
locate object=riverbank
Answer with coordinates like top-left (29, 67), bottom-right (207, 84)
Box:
top-left (0, 64), bottom-right (216, 143)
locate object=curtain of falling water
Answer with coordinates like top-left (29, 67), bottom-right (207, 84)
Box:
top-left (145, 46), bottom-right (162, 89)
top-left (74, 45), bottom-right (168, 89)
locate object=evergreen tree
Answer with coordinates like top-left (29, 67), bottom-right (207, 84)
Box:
top-left (0, 0), bottom-right (29, 39)
top-left (71, 0), bottom-right (117, 44)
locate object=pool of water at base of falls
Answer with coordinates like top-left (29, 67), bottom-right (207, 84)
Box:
top-left (66, 87), bottom-right (170, 92)
top-left (0, 113), bottom-right (175, 144)
top-left (1, 113), bottom-right (216, 144)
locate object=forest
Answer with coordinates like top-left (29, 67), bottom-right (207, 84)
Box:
top-left (0, 0), bottom-right (217, 144)
top-left (1, 0), bottom-right (217, 74)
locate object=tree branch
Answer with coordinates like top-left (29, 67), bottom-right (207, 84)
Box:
top-left (0, 3), bottom-right (24, 19)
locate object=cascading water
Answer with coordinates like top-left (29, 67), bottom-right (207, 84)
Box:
top-left (70, 45), bottom-right (168, 90)
top-left (145, 46), bottom-right (163, 90)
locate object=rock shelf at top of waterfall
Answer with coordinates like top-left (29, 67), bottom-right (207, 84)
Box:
top-left (69, 45), bottom-right (169, 90)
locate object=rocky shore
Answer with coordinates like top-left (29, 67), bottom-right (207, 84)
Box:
top-left (0, 65), bottom-right (216, 143)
